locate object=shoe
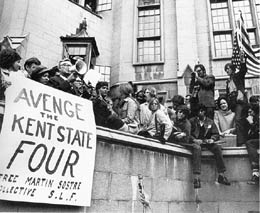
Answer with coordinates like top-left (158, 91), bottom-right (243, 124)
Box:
top-left (218, 175), bottom-right (231, 185)
top-left (247, 175), bottom-right (259, 185)
top-left (193, 178), bottom-right (201, 189)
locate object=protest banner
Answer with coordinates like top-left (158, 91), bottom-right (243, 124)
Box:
top-left (0, 76), bottom-right (96, 206)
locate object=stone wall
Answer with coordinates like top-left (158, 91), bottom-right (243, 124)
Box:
top-left (0, 126), bottom-right (258, 212)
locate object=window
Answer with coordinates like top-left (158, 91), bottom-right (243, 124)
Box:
top-left (138, 9), bottom-right (160, 37)
top-left (256, 0), bottom-right (260, 25)
top-left (137, 0), bottom-right (161, 63)
top-left (210, 0), bottom-right (259, 58)
top-left (94, 65), bottom-right (111, 83)
top-left (138, 0), bottom-right (160, 6)
top-left (96, 0), bottom-right (112, 12)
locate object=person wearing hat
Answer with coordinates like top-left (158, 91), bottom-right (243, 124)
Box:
top-left (0, 49), bottom-right (22, 131)
top-left (31, 65), bottom-right (52, 85)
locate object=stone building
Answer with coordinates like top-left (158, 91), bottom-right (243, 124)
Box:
top-left (0, 0), bottom-right (259, 102)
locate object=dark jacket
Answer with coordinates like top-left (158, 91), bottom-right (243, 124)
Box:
top-left (247, 114), bottom-right (259, 140)
top-left (174, 118), bottom-right (191, 144)
top-left (190, 74), bottom-right (215, 108)
top-left (189, 117), bottom-right (220, 142)
top-left (49, 75), bottom-right (74, 94)
top-left (92, 96), bottom-right (124, 130)
top-left (226, 63), bottom-right (248, 106)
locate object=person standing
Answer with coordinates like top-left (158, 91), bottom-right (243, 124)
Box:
top-left (190, 64), bottom-right (215, 119)
top-left (224, 51), bottom-right (248, 146)
top-left (49, 58), bottom-right (77, 94)
top-left (0, 49), bottom-right (22, 131)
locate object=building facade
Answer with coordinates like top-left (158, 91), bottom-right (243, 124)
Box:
top-left (0, 0), bottom-right (259, 102)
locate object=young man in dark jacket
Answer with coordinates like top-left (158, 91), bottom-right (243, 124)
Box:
top-left (190, 64), bottom-right (215, 119)
top-left (189, 104), bottom-right (230, 188)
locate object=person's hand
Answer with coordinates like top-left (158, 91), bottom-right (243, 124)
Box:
top-left (223, 129), bottom-right (231, 135)
top-left (193, 139), bottom-right (203, 145)
top-left (67, 72), bottom-right (77, 83)
top-left (206, 139), bottom-right (214, 144)
top-left (176, 132), bottom-right (186, 139)
top-left (246, 115), bottom-right (254, 124)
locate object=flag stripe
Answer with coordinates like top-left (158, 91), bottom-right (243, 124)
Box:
top-left (232, 12), bottom-right (260, 76)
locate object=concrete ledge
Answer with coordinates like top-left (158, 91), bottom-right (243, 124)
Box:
top-left (96, 126), bottom-right (256, 158)
top-left (97, 126), bottom-right (192, 157)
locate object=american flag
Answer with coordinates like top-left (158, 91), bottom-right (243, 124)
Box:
top-left (231, 11), bottom-right (260, 76)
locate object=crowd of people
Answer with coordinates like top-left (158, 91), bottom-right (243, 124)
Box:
top-left (0, 46), bottom-right (259, 189)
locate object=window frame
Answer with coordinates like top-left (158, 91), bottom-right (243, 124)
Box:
top-left (96, 0), bottom-right (112, 12)
top-left (208, 0), bottom-right (260, 60)
top-left (134, 0), bottom-right (164, 65)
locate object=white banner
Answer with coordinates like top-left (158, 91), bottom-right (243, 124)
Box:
top-left (0, 77), bottom-right (96, 206)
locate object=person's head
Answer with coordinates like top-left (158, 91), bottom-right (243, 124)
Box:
top-left (0, 49), bottom-right (21, 71)
top-left (24, 57), bottom-right (41, 75)
top-left (217, 96), bottom-right (229, 112)
top-left (171, 95), bottom-right (185, 110)
top-left (196, 104), bottom-right (207, 120)
top-left (128, 81), bottom-right (137, 97)
top-left (249, 95), bottom-right (260, 105)
top-left (194, 64), bottom-right (206, 78)
top-left (144, 87), bottom-right (157, 102)
top-left (58, 58), bottom-right (72, 76)
top-left (136, 90), bottom-right (145, 104)
top-left (185, 94), bottom-right (191, 104)
top-left (224, 63), bottom-right (236, 76)
top-left (148, 98), bottom-right (160, 112)
top-left (96, 81), bottom-right (109, 97)
top-left (31, 65), bottom-right (51, 85)
top-left (247, 104), bottom-right (259, 123)
top-left (119, 82), bottom-right (134, 99)
top-left (176, 105), bottom-right (190, 121)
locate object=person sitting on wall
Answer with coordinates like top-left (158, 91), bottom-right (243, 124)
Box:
top-left (92, 81), bottom-right (127, 131)
top-left (117, 82), bottom-right (140, 134)
top-left (214, 96), bottom-right (236, 137)
top-left (139, 87), bottom-right (156, 132)
top-left (189, 64), bottom-right (215, 119)
top-left (0, 49), bottom-right (22, 131)
top-left (24, 57), bottom-right (41, 78)
top-left (245, 103), bottom-right (259, 185)
top-left (189, 104), bottom-right (231, 188)
top-left (138, 98), bottom-right (173, 144)
top-left (170, 95), bottom-right (185, 123)
top-left (168, 104), bottom-right (191, 146)
top-left (136, 89), bottom-right (146, 105)
top-left (49, 58), bottom-right (77, 94)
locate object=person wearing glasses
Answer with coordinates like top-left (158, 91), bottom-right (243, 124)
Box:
top-left (49, 58), bottom-right (77, 94)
